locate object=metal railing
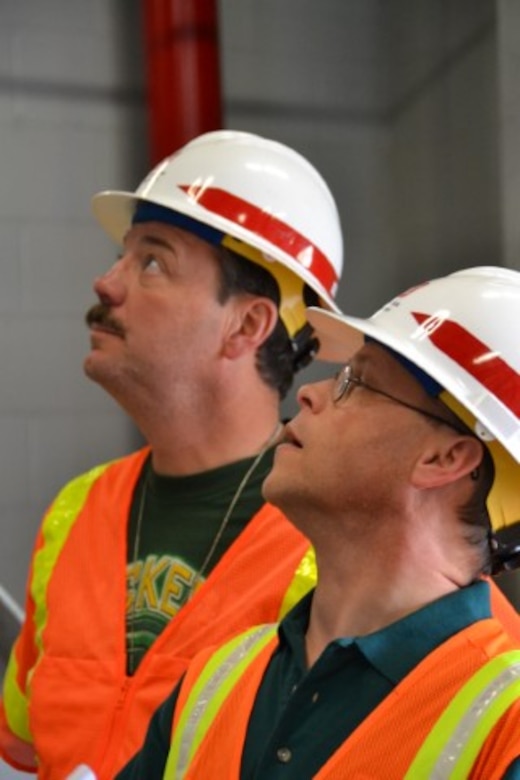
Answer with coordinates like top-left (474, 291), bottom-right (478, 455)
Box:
top-left (0, 584), bottom-right (24, 670)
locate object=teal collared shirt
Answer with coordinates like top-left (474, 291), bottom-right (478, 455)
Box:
top-left (116, 580), bottom-right (520, 779)
top-left (241, 580), bottom-right (520, 778)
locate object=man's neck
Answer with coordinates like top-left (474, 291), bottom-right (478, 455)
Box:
top-left (147, 409), bottom-right (282, 476)
top-left (118, 370), bottom-right (282, 476)
top-left (304, 533), bottom-right (464, 667)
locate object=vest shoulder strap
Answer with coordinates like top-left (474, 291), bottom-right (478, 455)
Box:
top-left (166, 624), bottom-right (277, 779)
top-left (405, 649), bottom-right (520, 778)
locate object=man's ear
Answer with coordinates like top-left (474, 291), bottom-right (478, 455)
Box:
top-left (412, 434), bottom-right (484, 489)
top-left (222, 297), bottom-right (279, 360)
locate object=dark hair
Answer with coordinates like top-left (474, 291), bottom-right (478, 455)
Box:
top-left (457, 445), bottom-right (495, 576)
top-left (216, 246), bottom-right (299, 400)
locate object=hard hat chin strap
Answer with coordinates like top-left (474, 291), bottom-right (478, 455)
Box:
top-left (291, 323), bottom-right (319, 373)
top-left (490, 525), bottom-right (520, 573)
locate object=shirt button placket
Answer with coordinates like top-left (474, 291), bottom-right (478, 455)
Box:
top-left (276, 746), bottom-right (293, 764)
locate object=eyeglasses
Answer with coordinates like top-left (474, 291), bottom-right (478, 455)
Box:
top-left (332, 364), bottom-right (470, 435)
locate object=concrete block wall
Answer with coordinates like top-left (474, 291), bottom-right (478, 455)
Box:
top-left (497, 0), bottom-right (520, 271)
top-left (387, 0), bottom-right (501, 289)
top-left (0, 0), bottom-right (148, 607)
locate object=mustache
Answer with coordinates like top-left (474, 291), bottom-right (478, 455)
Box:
top-left (85, 303), bottom-right (126, 337)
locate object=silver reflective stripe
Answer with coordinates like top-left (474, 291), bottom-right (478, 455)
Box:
top-left (429, 660), bottom-right (520, 779)
top-left (176, 624), bottom-right (275, 778)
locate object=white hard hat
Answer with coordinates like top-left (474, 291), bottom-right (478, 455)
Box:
top-left (91, 130), bottom-right (343, 364)
top-left (307, 266), bottom-right (520, 562)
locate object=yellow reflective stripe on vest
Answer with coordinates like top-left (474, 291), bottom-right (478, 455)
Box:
top-left (2, 647), bottom-right (32, 741)
top-left (31, 462), bottom-right (111, 659)
top-left (166, 624), bottom-right (277, 780)
top-left (278, 546), bottom-right (316, 620)
top-left (405, 651), bottom-right (520, 779)
top-left (2, 461), bottom-right (112, 743)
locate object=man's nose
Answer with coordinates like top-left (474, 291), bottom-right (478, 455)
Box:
top-left (93, 259), bottom-right (126, 305)
top-left (296, 378), bottom-right (331, 412)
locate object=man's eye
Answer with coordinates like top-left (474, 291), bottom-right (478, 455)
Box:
top-left (142, 255), bottom-right (161, 272)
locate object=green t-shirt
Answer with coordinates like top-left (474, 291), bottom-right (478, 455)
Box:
top-left (126, 449), bottom-right (275, 673)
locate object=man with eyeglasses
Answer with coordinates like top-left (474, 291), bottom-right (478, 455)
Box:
top-left (117, 266), bottom-right (520, 779)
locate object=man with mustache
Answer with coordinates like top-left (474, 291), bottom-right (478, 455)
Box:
top-left (0, 130), bottom-right (344, 779)
top-left (116, 266), bottom-right (520, 779)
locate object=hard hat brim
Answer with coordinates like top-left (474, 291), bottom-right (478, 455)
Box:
top-left (92, 190), bottom-right (138, 245)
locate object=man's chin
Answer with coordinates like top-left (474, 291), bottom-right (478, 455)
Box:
top-left (83, 352), bottom-right (114, 385)
top-left (261, 471), bottom-right (285, 509)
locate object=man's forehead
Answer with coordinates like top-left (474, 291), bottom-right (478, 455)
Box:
top-left (349, 342), bottom-right (388, 371)
top-left (350, 342), bottom-right (424, 388)
top-left (123, 221), bottom-right (204, 251)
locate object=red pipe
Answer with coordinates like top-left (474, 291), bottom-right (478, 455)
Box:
top-left (142, 0), bottom-right (223, 166)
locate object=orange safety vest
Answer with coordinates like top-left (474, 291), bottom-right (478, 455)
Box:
top-left (166, 618), bottom-right (520, 779)
top-left (0, 447), bottom-right (316, 780)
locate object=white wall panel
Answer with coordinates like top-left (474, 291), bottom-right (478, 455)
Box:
top-left (497, 0), bottom-right (520, 271)
top-left (0, 1), bottom-right (146, 611)
top-left (0, 223), bottom-right (22, 311)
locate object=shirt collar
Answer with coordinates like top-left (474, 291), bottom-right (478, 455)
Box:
top-left (279, 580), bottom-right (492, 683)
top-left (353, 580), bottom-right (491, 682)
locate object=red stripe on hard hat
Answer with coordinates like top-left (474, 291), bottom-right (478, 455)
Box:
top-left (179, 184), bottom-right (338, 294)
top-left (412, 311), bottom-right (520, 417)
